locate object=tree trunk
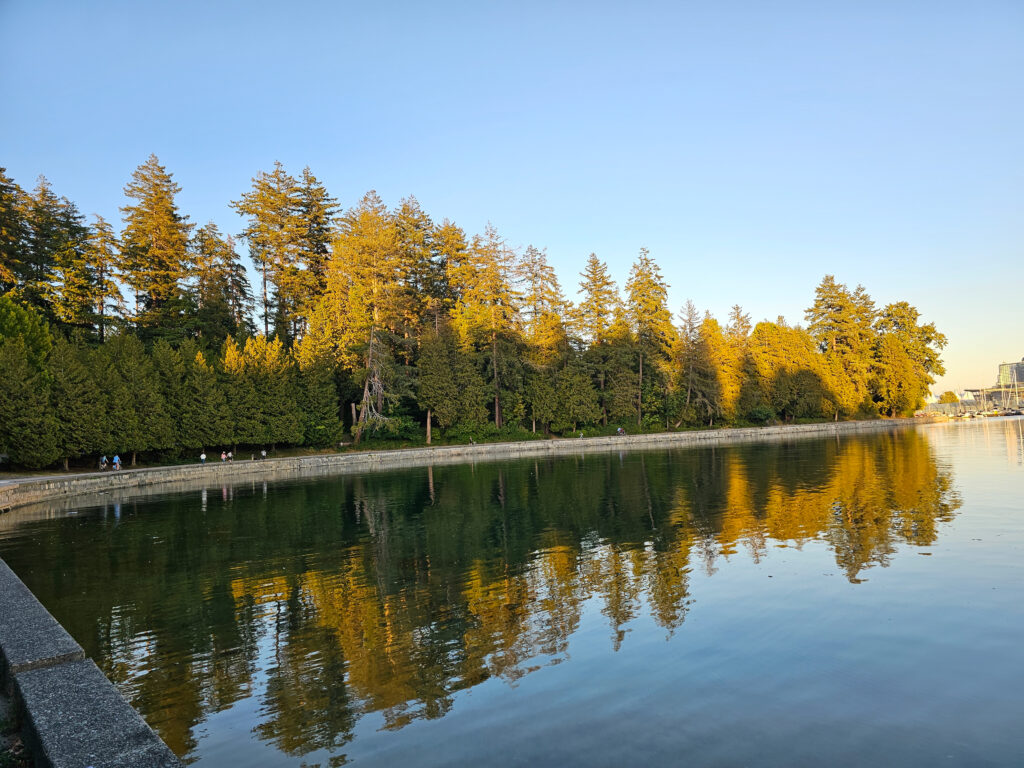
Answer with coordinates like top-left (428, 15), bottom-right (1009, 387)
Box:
top-left (63, 457), bottom-right (69, 471)
top-left (261, 260), bottom-right (269, 337)
top-left (492, 332), bottom-right (502, 428)
top-left (426, 409), bottom-right (432, 445)
top-left (637, 351), bottom-right (643, 427)
top-left (351, 402), bottom-right (357, 427)
top-left (131, 451), bottom-right (137, 467)
top-left (600, 371), bottom-right (607, 425)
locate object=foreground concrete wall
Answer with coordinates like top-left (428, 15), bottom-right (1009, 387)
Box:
top-left (0, 418), bottom-right (919, 515)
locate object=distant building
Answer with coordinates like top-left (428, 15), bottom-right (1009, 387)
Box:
top-left (997, 358), bottom-right (1024, 387)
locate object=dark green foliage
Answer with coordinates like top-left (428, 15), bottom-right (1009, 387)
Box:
top-left (47, 337), bottom-right (103, 467)
top-left (177, 340), bottom-right (230, 451)
top-left (99, 335), bottom-right (174, 460)
top-left (192, 222), bottom-right (254, 345)
top-left (0, 295), bottom-right (52, 370)
top-left (554, 360), bottom-right (601, 432)
top-left (0, 336), bottom-right (58, 467)
top-left (298, 360), bottom-right (342, 447)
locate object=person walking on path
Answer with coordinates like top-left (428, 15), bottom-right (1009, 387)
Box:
top-left (221, 451), bottom-right (227, 462)
top-left (260, 449), bottom-right (267, 460)
top-left (200, 452), bottom-right (206, 464)
top-left (227, 451), bottom-right (233, 462)
top-left (112, 455), bottom-right (121, 471)
top-left (100, 455), bottom-right (108, 470)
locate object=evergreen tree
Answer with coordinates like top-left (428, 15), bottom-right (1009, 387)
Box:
top-left (452, 346), bottom-right (491, 429)
top-left (192, 222), bottom-right (253, 343)
top-left (578, 258), bottom-right (623, 425)
top-left (416, 327), bottom-right (459, 440)
top-left (553, 360), bottom-right (600, 432)
top-left (603, 304), bottom-right (640, 425)
top-left (451, 223), bottom-right (521, 427)
top-left (521, 245), bottom-right (569, 368)
top-left (394, 195), bottom-right (438, 332)
top-left (20, 177), bottom-right (91, 321)
top-left (0, 295), bottom-right (52, 370)
top-left (672, 300), bottom-right (702, 419)
top-left (805, 275), bottom-right (876, 416)
top-left (100, 334), bottom-right (174, 464)
top-left (0, 336), bottom-right (58, 468)
top-left (0, 168), bottom-right (28, 292)
top-left (744, 322), bottom-right (829, 422)
top-left (677, 315), bottom-right (725, 426)
top-left (870, 333), bottom-right (920, 417)
top-left (296, 166), bottom-right (338, 293)
top-left (726, 304), bottom-right (752, 339)
top-left (84, 215), bottom-right (124, 342)
top-left (120, 155), bottom-right (194, 337)
top-left (574, 253), bottom-right (619, 345)
top-left (243, 335), bottom-right (303, 446)
top-left (874, 301), bottom-right (947, 386)
top-left (179, 341), bottom-right (230, 452)
top-left (310, 191), bottom-right (409, 439)
top-left (625, 248), bottom-right (675, 426)
top-left (151, 340), bottom-right (187, 451)
top-left (48, 336), bottom-right (103, 469)
top-left (416, 327), bottom-right (491, 437)
top-left (432, 218), bottom-right (468, 323)
top-left (297, 355), bottom-right (342, 447)
top-left (232, 162), bottom-right (305, 337)
top-left (221, 337), bottom-right (261, 447)
top-left (524, 369), bottom-right (558, 433)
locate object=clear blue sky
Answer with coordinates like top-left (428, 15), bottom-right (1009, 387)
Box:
top-left (2, 0), bottom-right (1022, 393)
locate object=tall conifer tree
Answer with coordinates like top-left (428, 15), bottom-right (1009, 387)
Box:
top-left (120, 155), bottom-right (194, 337)
top-left (192, 222), bottom-right (253, 343)
top-left (625, 249), bottom-right (675, 426)
top-left (296, 166), bottom-right (338, 294)
top-left (0, 337), bottom-right (58, 468)
top-left (232, 162), bottom-right (305, 338)
top-left (48, 337), bottom-right (103, 468)
top-left (0, 168), bottom-right (27, 292)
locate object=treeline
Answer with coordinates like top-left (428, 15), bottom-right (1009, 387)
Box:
top-left (0, 157), bottom-right (947, 469)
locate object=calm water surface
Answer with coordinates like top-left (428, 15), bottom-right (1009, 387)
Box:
top-left (2, 419), bottom-right (1023, 767)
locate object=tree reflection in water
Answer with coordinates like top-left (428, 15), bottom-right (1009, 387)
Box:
top-left (0, 429), bottom-right (959, 760)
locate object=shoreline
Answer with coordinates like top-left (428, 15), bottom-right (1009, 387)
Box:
top-left (0, 418), bottom-right (925, 516)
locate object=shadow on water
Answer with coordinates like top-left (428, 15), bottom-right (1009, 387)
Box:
top-left (0, 429), bottom-right (960, 762)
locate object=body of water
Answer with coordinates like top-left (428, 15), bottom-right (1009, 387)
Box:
top-left (2, 419), bottom-right (1022, 766)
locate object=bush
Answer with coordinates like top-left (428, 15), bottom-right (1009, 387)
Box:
top-left (746, 405), bottom-right (775, 424)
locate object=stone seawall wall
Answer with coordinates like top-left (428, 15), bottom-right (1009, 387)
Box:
top-left (0, 418), bottom-right (920, 515)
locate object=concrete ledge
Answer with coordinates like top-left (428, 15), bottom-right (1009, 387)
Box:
top-left (0, 418), bottom-right (924, 515)
top-left (15, 659), bottom-right (181, 768)
top-left (0, 559), bottom-right (84, 687)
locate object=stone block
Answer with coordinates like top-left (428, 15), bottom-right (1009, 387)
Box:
top-left (15, 658), bottom-right (182, 768)
top-left (0, 559), bottom-right (84, 684)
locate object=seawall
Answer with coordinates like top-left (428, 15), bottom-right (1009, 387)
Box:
top-left (0, 418), bottom-right (921, 516)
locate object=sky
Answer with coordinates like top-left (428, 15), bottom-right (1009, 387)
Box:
top-left (2, 0), bottom-right (1022, 394)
